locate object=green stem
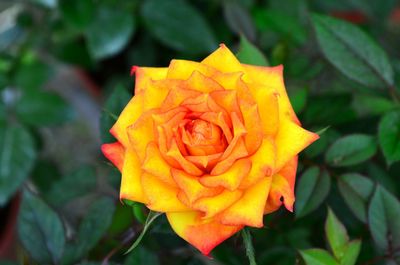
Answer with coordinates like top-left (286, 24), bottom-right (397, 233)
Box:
top-left (242, 229), bottom-right (257, 265)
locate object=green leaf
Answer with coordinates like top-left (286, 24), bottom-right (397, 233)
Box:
top-left (338, 173), bottom-right (374, 223)
top-left (295, 167), bottom-right (331, 218)
top-left (141, 0), bottom-right (217, 54)
top-left (14, 60), bottom-right (52, 91)
top-left (341, 240), bottom-right (362, 265)
top-left (311, 14), bottom-right (394, 88)
top-left (16, 90), bottom-right (73, 126)
top-left (124, 246), bottom-right (160, 265)
top-left (325, 134), bottom-right (377, 167)
top-left (236, 35), bottom-right (269, 66)
top-left (44, 166), bottom-right (96, 206)
top-left (85, 6), bottom-right (135, 59)
top-left (242, 229), bottom-right (257, 265)
top-left (223, 2), bottom-right (256, 41)
top-left (0, 123), bottom-right (36, 206)
top-left (305, 128), bottom-right (340, 158)
top-left (368, 185), bottom-right (400, 252)
top-left (300, 249), bottom-right (339, 265)
top-left (288, 87), bottom-right (307, 114)
top-left (59, 0), bottom-right (95, 30)
top-left (325, 208), bottom-right (349, 260)
top-left (125, 211), bottom-right (163, 254)
top-left (18, 190), bottom-right (65, 264)
top-left (378, 111), bottom-right (400, 165)
top-left (100, 85), bottom-right (131, 143)
top-left (254, 9), bottom-right (307, 45)
top-left (62, 197), bottom-right (116, 265)
top-left (30, 0), bottom-right (56, 8)
top-left (0, 261), bottom-right (19, 265)
top-left (353, 94), bottom-right (396, 117)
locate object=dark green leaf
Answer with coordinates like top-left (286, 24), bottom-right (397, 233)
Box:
top-left (295, 167), bottom-right (331, 218)
top-left (305, 128), bottom-right (340, 158)
top-left (124, 246), bottom-right (160, 265)
top-left (311, 14), bottom-right (394, 88)
top-left (325, 134), bottom-right (377, 167)
top-left (223, 2), bottom-right (256, 41)
top-left (100, 84), bottom-right (131, 143)
top-left (300, 249), bottom-right (339, 265)
top-left (0, 123), bottom-right (36, 206)
top-left (59, 0), bottom-right (95, 30)
top-left (353, 94), bottom-right (396, 117)
top-left (18, 190), bottom-right (65, 264)
top-left (236, 35), bottom-right (269, 66)
top-left (62, 197), bottom-right (116, 265)
top-left (288, 87), bottom-right (307, 114)
top-left (0, 261), bottom-right (19, 265)
top-left (338, 173), bottom-right (374, 223)
top-left (378, 111), bottom-right (400, 165)
top-left (325, 208), bottom-right (349, 260)
top-left (16, 90), bottom-right (73, 126)
top-left (341, 240), bottom-right (362, 265)
top-left (30, 0), bottom-right (56, 8)
top-left (85, 6), bottom-right (135, 59)
top-left (14, 60), bottom-right (52, 91)
top-left (368, 185), bottom-right (400, 252)
top-left (44, 166), bottom-right (96, 206)
top-left (141, 0), bottom-right (217, 54)
top-left (254, 9), bottom-right (307, 45)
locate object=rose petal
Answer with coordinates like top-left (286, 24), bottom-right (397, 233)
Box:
top-left (243, 64), bottom-right (300, 124)
top-left (166, 211), bottom-right (242, 255)
top-left (211, 137), bottom-right (248, 175)
top-left (239, 137), bottom-right (276, 189)
top-left (172, 169), bottom-right (223, 204)
top-left (247, 84), bottom-right (280, 137)
top-left (167, 59), bottom-right (218, 80)
top-left (218, 177), bottom-right (272, 228)
top-left (192, 190), bottom-right (242, 218)
top-left (132, 66), bottom-right (168, 94)
top-left (265, 156), bottom-right (298, 214)
top-left (167, 138), bottom-right (203, 176)
top-left (141, 172), bottom-right (190, 212)
top-left (239, 101), bottom-right (263, 155)
top-left (275, 118), bottom-right (319, 171)
top-left (142, 142), bottom-right (177, 187)
top-left (120, 150), bottom-right (149, 204)
top-left (185, 71), bottom-right (224, 93)
top-left (202, 44), bottom-right (244, 74)
top-left (127, 110), bottom-right (157, 162)
top-left (185, 153), bottom-right (223, 170)
top-left (101, 142), bottom-right (125, 171)
top-left (160, 84), bottom-right (202, 111)
top-left (200, 158), bottom-right (251, 191)
top-left (110, 91), bottom-right (144, 146)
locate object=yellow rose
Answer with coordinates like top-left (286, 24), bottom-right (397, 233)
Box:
top-left (102, 44), bottom-right (318, 255)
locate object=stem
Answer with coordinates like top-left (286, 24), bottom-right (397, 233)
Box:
top-left (241, 229), bottom-right (257, 265)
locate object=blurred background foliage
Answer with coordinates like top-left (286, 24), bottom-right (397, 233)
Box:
top-left (0, 0), bottom-right (400, 264)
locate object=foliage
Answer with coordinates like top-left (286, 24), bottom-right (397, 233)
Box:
top-left (1, 0), bottom-right (400, 264)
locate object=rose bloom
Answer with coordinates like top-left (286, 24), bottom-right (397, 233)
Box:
top-left (102, 44), bottom-right (318, 255)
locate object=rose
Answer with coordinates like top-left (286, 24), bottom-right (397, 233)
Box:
top-left (102, 44), bottom-right (318, 255)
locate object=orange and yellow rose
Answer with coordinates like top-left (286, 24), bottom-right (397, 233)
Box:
top-left (102, 44), bottom-right (318, 255)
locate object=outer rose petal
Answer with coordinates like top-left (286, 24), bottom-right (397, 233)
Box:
top-left (185, 71), bottom-right (224, 93)
top-left (243, 64), bottom-right (300, 124)
top-left (167, 60), bottom-right (218, 80)
top-left (202, 44), bottom-right (245, 75)
top-left (193, 190), bottom-right (242, 218)
top-left (141, 172), bottom-right (190, 212)
top-left (142, 142), bottom-right (177, 187)
top-left (275, 118), bottom-right (319, 171)
top-left (265, 157), bottom-right (298, 214)
top-left (132, 66), bottom-right (168, 94)
top-left (101, 142), bottom-right (125, 171)
top-left (218, 177), bottom-right (272, 227)
top-left (167, 211), bottom-right (242, 255)
top-left (120, 150), bottom-right (148, 204)
top-left (110, 91), bottom-right (144, 146)
top-left (239, 137), bottom-right (276, 189)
